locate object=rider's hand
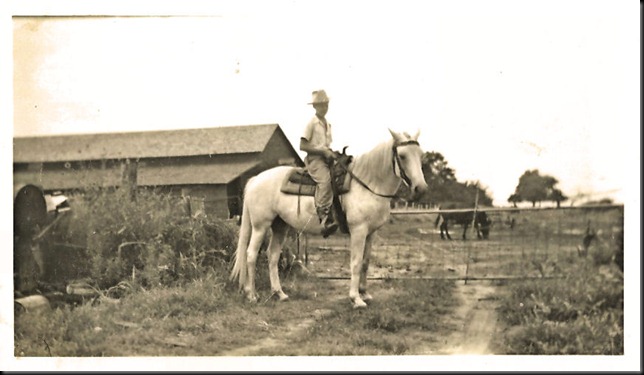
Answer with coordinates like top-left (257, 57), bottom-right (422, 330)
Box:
top-left (323, 148), bottom-right (338, 161)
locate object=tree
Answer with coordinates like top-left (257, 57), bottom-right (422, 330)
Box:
top-left (414, 151), bottom-right (493, 207)
top-left (510, 169), bottom-right (563, 207)
top-left (549, 188), bottom-right (568, 208)
top-left (452, 180), bottom-right (493, 207)
top-left (507, 193), bottom-right (521, 208)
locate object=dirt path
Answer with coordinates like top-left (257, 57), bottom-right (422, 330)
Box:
top-left (411, 280), bottom-right (503, 355)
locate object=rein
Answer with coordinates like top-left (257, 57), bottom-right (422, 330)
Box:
top-left (339, 140), bottom-right (420, 199)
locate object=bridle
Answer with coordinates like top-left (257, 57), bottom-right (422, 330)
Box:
top-left (392, 140), bottom-right (420, 188)
top-left (341, 140), bottom-right (420, 199)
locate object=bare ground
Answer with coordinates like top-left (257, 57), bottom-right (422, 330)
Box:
top-left (409, 280), bottom-right (504, 355)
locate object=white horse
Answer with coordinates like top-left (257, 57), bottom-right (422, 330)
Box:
top-left (230, 129), bottom-right (428, 308)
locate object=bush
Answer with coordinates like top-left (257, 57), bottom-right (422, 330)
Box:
top-left (57, 188), bottom-right (238, 289)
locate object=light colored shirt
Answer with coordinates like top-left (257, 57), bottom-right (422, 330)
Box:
top-left (302, 116), bottom-right (332, 148)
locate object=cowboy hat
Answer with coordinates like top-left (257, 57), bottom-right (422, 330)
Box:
top-left (308, 90), bottom-right (330, 105)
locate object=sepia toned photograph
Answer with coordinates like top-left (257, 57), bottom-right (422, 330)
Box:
top-left (2, 0), bottom-right (640, 371)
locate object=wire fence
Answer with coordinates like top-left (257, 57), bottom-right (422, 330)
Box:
top-left (292, 205), bottom-right (624, 281)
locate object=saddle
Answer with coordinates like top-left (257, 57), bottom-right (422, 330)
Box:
top-left (280, 149), bottom-right (353, 234)
top-left (280, 149), bottom-right (353, 197)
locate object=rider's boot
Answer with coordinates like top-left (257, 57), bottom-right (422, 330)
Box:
top-left (317, 206), bottom-right (339, 238)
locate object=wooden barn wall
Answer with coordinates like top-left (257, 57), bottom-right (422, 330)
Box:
top-left (13, 160), bottom-right (123, 191)
top-left (262, 132), bottom-right (304, 168)
top-left (177, 185), bottom-right (230, 219)
top-left (149, 184), bottom-right (230, 218)
top-left (137, 154), bottom-right (260, 186)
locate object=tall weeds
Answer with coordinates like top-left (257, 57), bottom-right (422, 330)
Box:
top-left (496, 232), bottom-right (624, 354)
top-left (54, 188), bottom-right (238, 289)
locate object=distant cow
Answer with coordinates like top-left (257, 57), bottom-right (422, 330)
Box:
top-left (435, 210), bottom-right (491, 240)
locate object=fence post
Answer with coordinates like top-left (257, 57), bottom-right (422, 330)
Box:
top-left (465, 186), bottom-right (480, 285)
top-left (304, 234), bottom-right (309, 266)
top-left (121, 158), bottom-right (138, 200)
top-left (470, 184), bottom-right (480, 237)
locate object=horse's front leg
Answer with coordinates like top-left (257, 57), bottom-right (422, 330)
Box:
top-left (349, 225), bottom-right (369, 309)
top-left (475, 224), bottom-right (483, 240)
top-left (443, 223), bottom-right (452, 240)
top-left (359, 232), bottom-right (375, 303)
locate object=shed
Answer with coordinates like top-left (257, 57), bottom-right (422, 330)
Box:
top-left (13, 124), bottom-right (304, 218)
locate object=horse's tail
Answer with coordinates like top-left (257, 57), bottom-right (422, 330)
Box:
top-left (230, 196), bottom-right (251, 290)
top-left (434, 212), bottom-right (442, 228)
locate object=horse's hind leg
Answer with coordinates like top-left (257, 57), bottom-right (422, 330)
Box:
top-left (244, 223), bottom-right (270, 302)
top-left (359, 232), bottom-right (375, 303)
top-left (267, 219), bottom-right (289, 301)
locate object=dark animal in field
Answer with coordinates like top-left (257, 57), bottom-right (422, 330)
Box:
top-left (435, 210), bottom-right (491, 240)
top-left (504, 215), bottom-right (516, 230)
top-left (613, 229), bottom-right (623, 272)
top-left (577, 221), bottom-right (597, 257)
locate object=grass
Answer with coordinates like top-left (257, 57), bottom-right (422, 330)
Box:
top-left (495, 250), bottom-right (623, 354)
top-left (15, 275), bottom-right (459, 356)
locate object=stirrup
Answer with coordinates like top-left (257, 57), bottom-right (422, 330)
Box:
top-left (321, 221), bottom-right (339, 238)
top-left (321, 215), bottom-right (339, 238)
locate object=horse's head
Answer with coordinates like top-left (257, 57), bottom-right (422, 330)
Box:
top-left (388, 129), bottom-right (429, 201)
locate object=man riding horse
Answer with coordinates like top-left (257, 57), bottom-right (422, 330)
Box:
top-left (299, 89), bottom-right (340, 237)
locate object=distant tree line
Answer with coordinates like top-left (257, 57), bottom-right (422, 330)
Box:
top-left (395, 151), bottom-right (494, 208)
top-left (394, 152), bottom-right (573, 209)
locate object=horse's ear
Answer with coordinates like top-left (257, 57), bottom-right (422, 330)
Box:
top-left (412, 129), bottom-right (420, 141)
top-left (388, 128), bottom-right (404, 143)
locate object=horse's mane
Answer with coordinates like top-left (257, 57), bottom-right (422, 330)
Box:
top-left (350, 138), bottom-right (399, 191)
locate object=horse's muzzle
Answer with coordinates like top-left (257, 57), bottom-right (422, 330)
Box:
top-left (409, 182), bottom-right (429, 202)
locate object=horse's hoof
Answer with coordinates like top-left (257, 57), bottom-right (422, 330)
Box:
top-left (277, 292), bottom-right (289, 302)
top-left (246, 294), bottom-right (258, 303)
top-left (351, 298), bottom-right (368, 309)
top-left (360, 292), bottom-right (373, 302)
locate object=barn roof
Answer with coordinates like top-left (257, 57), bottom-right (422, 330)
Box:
top-left (13, 124), bottom-right (292, 163)
top-left (12, 157), bottom-right (262, 189)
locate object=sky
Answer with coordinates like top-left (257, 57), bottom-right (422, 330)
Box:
top-left (6, 0), bottom-right (640, 207)
top-left (0, 0), bottom-right (641, 371)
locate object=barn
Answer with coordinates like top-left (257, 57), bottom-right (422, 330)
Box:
top-left (13, 124), bottom-right (304, 218)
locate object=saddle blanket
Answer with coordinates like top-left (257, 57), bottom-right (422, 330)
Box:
top-left (280, 167), bottom-right (351, 196)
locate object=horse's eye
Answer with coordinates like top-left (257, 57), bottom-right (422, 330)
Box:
top-left (400, 155), bottom-right (407, 160)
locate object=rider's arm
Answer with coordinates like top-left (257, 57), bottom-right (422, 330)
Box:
top-left (300, 138), bottom-right (336, 160)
